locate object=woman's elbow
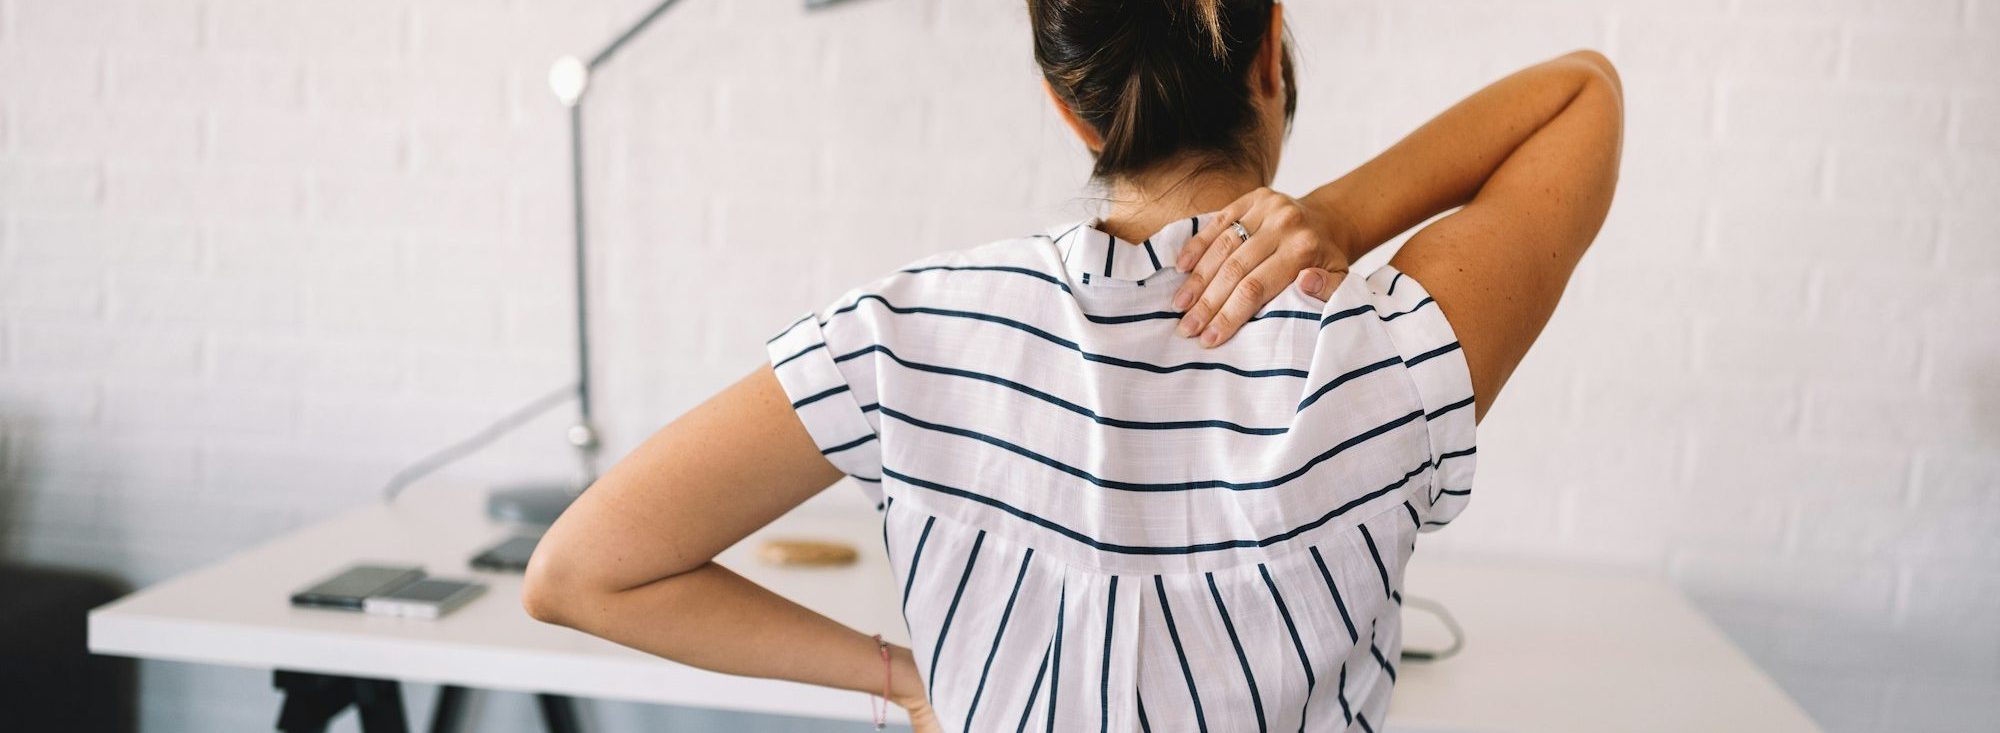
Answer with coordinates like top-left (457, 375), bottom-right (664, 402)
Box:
top-left (519, 583), bottom-right (567, 627)
top-left (1564, 49), bottom-right (1624, 105)
top-left (1562, 49), bottom-right (1618, 80)
top-left (520, 549), bottom-right (588, 626)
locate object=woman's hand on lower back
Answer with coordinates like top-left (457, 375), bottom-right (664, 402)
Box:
top-left (901, 700), bottom-right (942, 733)
top-left (1173, 187), bottom-right (1354, 348)
top-left (887, 645), bottom-right (942, 732)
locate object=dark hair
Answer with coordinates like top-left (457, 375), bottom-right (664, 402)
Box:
top-left (1029, 0), bottom-right (1297, 182)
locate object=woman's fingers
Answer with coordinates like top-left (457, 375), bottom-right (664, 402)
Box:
top-left (1175, 193), bottom-right (1274, 312)
top-left (1169, 187), bottom-right (1347, 346)
top-left (1179, 193), bottom-right (1285, 337)
top-left (1176, 192), bottom-right (1258, 272)
top-left (1172, 216), bottom-right (1238, 322)
top-left (909, 706), bottom-right (943, 733)
top-left (1177, 203), bottom-right (1275, 337)
top-left (1171, 187), bottom-right (1269, 316)
top-left (1199, 254), bottom-right (1309, 347)
top-left (1296, 266), bottom-right (1342, 301)
top-left (1171, 220), bottom-right (1228, 311)
top-left (1175, 217), bottom-right (1217, 275)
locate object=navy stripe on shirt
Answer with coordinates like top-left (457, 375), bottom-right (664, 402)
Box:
top-left (838, 344), bottom-right (1291, 435)
top-left (876, 405), bottom-right (1423, 493)
top-left (1016, 643), bottom-right (1054, 733)
top-left (789, 384), bottom-right (848, 409)
top-left (1380, 296), bottom-right (1434, 322)
top-left (928, 530), bottom-right (987, 703)
top-left (1310, 545), bottom-right (1359, 644)
top-left (1099, 576), bottom-right (1119, 733)
top-left (901, 264), bottom-right (1074, 294)
top-left (1259, 563), bottom-right (1317, 729)
top-left (1405, 340), bottom-right (1462, 368)
top-left (1046, 582), bottom-right (1067, 732)
top-left (1426, 394), bottom-right (1475, 420)
top-left (965, 548), bottom-right (1034, 730)
top-left (828, 294), bottom-right (1311, 379)
top-left (881, 459), bottom-right (1431, 556)
top-left (1207, 571), bottom-right (1267, 732)
top-left (766, 313), bottom-right (813, 344)
top-left (772, 340), bottom-right (825, 369)
top-left (818, 433), bottom-right (875, 456)
top-left (1155, 575), bottom-right (1209, 733)
top-left (901, 517), bottom-right (936, 613)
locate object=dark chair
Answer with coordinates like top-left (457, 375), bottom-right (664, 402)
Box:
top-left (0, 564), bottom-right (136, 733)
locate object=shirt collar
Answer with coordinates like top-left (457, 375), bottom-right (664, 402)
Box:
top-left (1049, 214), bottom-right (1212, 284)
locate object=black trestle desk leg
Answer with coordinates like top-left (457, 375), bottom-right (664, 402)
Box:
top-left (274, 671), bottom-right (351, 733)
top-left (537, 693), bottom-right (581, 733)
top-left (352, 678), bottom-right (410, 733)
top-left (272, 670), bottom-right (410, 733)
top-left (429, 685), bottom-right (469, 733)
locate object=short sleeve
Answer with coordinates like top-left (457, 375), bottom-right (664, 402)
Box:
top-left (766, 304), bottom-right (885, 505)
top-left (1364, 265), bottom-right (1477, 530)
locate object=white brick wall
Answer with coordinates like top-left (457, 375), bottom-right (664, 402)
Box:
top-left (1, 1), bottom-right (1993, 731)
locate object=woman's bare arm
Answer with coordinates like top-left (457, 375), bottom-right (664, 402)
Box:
top-left (1175, 50), bottom-right (1624, 422)
top-left (1368, 50), bottom-right (1623, 420)
top-left (521, 366), bottom-right (939, 729)
top-left (1310, 52), bottom-right (1622, 267)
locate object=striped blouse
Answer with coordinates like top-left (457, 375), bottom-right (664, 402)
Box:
top-left (766, 214), bottom-right (1477, 732)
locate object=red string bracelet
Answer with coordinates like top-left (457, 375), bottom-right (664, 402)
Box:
top-left (871, 634), bottom-right (891, 730)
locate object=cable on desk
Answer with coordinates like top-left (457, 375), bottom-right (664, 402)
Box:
top-left (380, 383), bottom-right (578, 503)
top-left (1399, 595), bottom-right (1465, 663)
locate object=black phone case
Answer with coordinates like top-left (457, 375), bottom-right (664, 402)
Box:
top-left (289, 566), bottom-right (423, 610)
top-left (469, 547), bottom-right (531, 573)
top-left (289, 589), bottom-right (370, 610)
top-left (469, 536), bottom-right (539, 573)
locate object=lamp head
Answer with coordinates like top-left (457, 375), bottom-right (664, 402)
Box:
top-left (549, 55), bottom-right (589, 107)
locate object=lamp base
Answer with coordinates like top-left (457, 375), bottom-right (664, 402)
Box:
top-left (486, 482), bottom-right (582, 526)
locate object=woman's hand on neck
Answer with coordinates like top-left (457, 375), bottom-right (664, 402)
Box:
top-left (1099, 157), bottom-right (1268, 244)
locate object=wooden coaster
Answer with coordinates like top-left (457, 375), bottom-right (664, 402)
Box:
top-left (757, 538), bottom-right (859, 567)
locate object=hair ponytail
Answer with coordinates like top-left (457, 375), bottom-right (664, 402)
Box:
top-left (1029, 0), bottom-right (1295, 181)
top-left (1186, 0), bottom-right (1227, 58)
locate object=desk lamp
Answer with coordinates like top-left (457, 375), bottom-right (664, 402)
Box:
top-left (484, 0), bottom-right (864, 526)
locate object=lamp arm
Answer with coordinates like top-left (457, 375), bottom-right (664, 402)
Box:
top-left (587, 0), bottom-right (689, 72)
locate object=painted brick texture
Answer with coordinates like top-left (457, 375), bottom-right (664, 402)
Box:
top-left (1, 1), bottom-right (1993, 731)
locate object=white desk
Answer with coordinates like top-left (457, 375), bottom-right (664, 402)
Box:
top-left (89, 482), bottom-right (1821, 732)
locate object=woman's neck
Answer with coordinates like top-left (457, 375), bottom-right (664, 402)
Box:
top-left (1097, 160), bottom-right (1266, 244)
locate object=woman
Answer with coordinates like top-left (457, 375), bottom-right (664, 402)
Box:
top-left (522, 1), bottom-right (1622, 730)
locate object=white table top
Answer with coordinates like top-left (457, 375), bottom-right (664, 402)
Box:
top-left (89, 481), bottom-right (1821, 732)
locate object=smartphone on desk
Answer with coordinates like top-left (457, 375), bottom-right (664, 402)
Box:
top-left (469, 534), bottom-right (541, 573)
top-left (290, 564), bottom-right (425, 610)
top-left (363, 578), bottom-right (486, 619)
